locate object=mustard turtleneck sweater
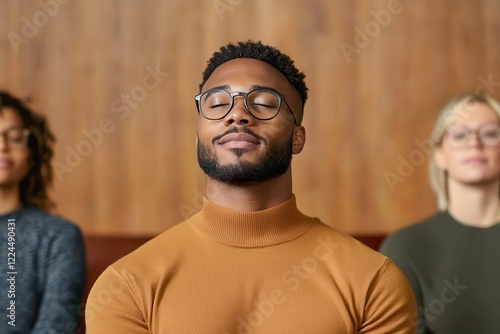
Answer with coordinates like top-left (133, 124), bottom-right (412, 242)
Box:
top-left (86, 195), bottom-right (416, 333)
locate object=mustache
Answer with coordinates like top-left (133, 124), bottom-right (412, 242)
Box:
top-left (212, 127), bottom-right (266, 144)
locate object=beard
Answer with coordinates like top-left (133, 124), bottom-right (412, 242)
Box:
top-left (197, 134), bottom-right (293, 184)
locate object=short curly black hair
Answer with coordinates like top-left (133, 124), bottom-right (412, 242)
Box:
top-left (200, 40), bottom-right (308, 107)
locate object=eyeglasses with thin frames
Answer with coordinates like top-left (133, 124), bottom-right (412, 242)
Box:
top-left (443, 124), bottom-right (500, 148)
top-left (0, 127), bottom-right (31, 149)
top-left (195, 88), bottom-right (299, 126)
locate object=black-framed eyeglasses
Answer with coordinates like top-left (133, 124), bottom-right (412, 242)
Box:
top-left (195, 88), bottom-right (299, 125)
top-left (0, 126), bottom-right (30, 149)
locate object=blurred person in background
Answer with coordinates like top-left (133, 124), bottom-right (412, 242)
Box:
top-left (0, 91), bottom-right (86, 333)
top-left (380, 93), bottom-right (500, 334)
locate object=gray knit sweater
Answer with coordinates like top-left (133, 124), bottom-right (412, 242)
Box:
top-left (0, 206), bottom-right (86, 333)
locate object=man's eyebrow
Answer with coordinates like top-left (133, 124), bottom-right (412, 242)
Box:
top-left (250, 85), bottom-right (279, 93)
top-left (206, 85), bottom-right (230, 92)
top-left (203, 85), bottom-right (230, 98)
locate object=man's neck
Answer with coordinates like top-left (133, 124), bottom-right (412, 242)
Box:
top-left (0, 185), bottom-right (22, 215)
top-left (204, 172), bottom-right (293, 212)
top-left (448, 179), bottom-right (500, 228)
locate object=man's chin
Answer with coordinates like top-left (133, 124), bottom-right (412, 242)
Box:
top-left (217, 147), bottom-right (260, 159)
top-left (198, 138), bottom-right (293, 183)
top-left (221, 159), bottom-right (258, 169)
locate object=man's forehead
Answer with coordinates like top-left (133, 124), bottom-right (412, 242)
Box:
top-left (203, 58), bottom-right (290, 90)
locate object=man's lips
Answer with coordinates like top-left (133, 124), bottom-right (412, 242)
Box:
top-left (218, 133), bottom-right (260, 145)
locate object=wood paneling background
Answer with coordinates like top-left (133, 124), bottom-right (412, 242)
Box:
top-left (1, 0), bottom-right (499, 235)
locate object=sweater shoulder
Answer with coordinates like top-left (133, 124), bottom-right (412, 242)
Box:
top-left (310, 219), bottom-right (382, 252)
top-left (308, 220), bottom-right (390, 269)
top-left (20, 206), bottom-right (79, 229)
top-left (110, 220), bottom-right (194, 270)
top-left (16, 207), bottom-right (82, 243)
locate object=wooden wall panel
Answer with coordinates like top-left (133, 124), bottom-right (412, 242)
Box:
top-left (1, 0), bottom-right (499, 235)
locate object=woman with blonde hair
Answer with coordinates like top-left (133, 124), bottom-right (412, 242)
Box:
top-left (380, 93), bottom-right (500, 334)
top-left (0, 91), bottom-right (85, 333)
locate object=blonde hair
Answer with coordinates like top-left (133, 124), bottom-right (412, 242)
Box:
top-left (429, 94), bottom-right (500, 210)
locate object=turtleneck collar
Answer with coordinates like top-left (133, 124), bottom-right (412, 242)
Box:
top-left (190, 194), bottom-right (314, 248)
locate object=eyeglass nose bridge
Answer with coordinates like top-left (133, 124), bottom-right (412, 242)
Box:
top-left (468, 129), bottom-right (481, 142)
top-left (227, 91), bottom-right (252, 116)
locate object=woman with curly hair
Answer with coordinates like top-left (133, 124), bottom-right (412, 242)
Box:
top-left (0, 91), bottom-right (85, 333)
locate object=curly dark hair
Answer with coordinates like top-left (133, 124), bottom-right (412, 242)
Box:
top-left (200, 40), bottom-right (308, 118)
top-left (0, 91), bottom-right (55, 212)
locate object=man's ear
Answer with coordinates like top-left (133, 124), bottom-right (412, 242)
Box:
top-left (292, 126), bottom-right (306, 154)
top-left (433, 147), bottom-right (447, 170)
